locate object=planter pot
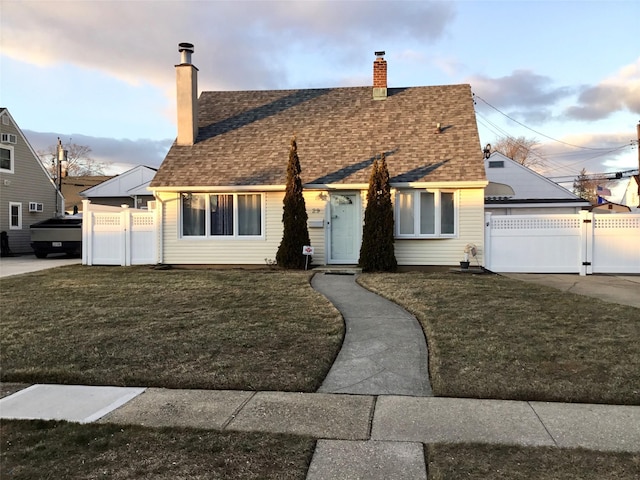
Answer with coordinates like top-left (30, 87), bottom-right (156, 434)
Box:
top-left (460, 261), bottom-right (470, 270)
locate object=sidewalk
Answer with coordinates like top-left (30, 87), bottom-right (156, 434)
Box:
top-left (2, 384), bottom-right (639, 479)
top-left (2, 271), bottom-right (639, 479)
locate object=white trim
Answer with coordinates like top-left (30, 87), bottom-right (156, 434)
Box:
top-left (9, 202), bottom-right (22, 229)
top-left (327, 191), bottom-right (362, 264)
top-left (1, 133), bottom-right (17, 144)
top-left (395, 189), bottom-right (459, 238)
top-left (0, 144), bottom-right (14, 173)
top-left (179, 192), bottom-right (265, 239)
top-left (28, 202), bottom-right (44, 212)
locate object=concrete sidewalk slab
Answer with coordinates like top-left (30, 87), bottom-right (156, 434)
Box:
top-left (227, 391), bottom-right (373, 440)
top-left (100, 388), bottom-right (254, 429)
top-left (530, 402), bottom-right (640, 452)
top-left (312, 274), bottom-right (431, 396)
top-left (0, 384), bottom-right (145, 423)
top-left (306, 440), bottom-right (426, 480)
top-left (371, 396), bottom-right (555, 447)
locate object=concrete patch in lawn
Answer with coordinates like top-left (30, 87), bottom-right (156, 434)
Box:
top-left (0, 384), bottom-right (145, 423)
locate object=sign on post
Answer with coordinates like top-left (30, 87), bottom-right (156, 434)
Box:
top-left (302, 245), bottom-right (314, 270)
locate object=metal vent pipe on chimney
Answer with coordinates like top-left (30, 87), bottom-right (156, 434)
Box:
top-left (179, 42), bottom-right (194, 64)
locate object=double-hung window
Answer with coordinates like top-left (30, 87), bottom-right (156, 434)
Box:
top-left (181, 193), bottom-right (263, 238)
top-left (9, 202), bottom-right (22, 230)
top-left (396, 190), bottom-right (457, 237)
top-left (0, 146), bottom-right (14, 173)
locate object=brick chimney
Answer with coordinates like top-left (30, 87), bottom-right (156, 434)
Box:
top-left (176, 42), bottom-right (198, 146)
top-left (373, 51), bottom-right (387, 100)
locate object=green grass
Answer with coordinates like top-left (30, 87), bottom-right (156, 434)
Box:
top-left (358, 272), bottom-right (640, 405)
top-left (0, 266), bottom-right (343, 392)
top-left (0, 420), bottom-right (313, 479)
top-left (427, 443), bottom-right (640, 479)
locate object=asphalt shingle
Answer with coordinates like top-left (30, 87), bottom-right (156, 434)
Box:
top-left (151, 85), bottom-right (485, 188)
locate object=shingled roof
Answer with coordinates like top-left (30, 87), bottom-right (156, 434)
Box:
top-left (151, 84), bottom-right (485, 188)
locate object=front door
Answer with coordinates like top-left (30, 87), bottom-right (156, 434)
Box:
top-left (328, 192), bottom-right (360, 264)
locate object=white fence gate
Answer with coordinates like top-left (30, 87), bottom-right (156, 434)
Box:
top-left (82, 201), bottom-right (157, 266)
top-left (484, 211), bottom-right (640, 275)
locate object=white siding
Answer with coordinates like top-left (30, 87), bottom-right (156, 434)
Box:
top-left (157, 191), bottom-right (285, 264)
top-left (395, 188), bottom-right (485, 266)
top-left (157, 187), bottom-right (485, 267)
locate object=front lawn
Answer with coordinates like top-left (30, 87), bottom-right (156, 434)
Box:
top-left (0, 420), bottom-right (313, 479)
top-left (358, 272), bottom-right (640, 405)
top-left (0, 266), bottom-right (343, 392)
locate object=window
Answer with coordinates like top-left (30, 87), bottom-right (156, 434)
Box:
top-left (1, 146), bottom-right (13, 173)
top-left (1, 133), bottom-right (17, 144)
top-left (181, 193), bottom-right (263, 238)
top-left (488, 160), bottom-right (504, 168)
top-left (9, 202), bottom-right (22, 230)
top-left (396, 190), bottom-right (457, 237)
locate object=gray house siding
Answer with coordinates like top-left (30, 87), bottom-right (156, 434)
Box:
top-left (0, 109), bottom-right (61, 254)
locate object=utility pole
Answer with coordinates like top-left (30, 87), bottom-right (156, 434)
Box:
top-left (54, 138), bottom-right (68, 216)
top-left (637, 122), bottom-right (639, 207)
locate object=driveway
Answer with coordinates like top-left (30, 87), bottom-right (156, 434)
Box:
top-left (0, 254), bottom-right (82, 278)
top-left (503, 273), bottom-right (640, 309)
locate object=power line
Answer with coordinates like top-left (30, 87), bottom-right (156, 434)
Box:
top-left (473, 93), bottom-right (632, 151)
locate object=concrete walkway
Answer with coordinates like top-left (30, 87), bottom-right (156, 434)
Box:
top-left (2, 385), bottom-right (639, 479)
top-left (2, 270), bottom-right (640, 478)
top-left (312, 273), bottom-right (432, 396)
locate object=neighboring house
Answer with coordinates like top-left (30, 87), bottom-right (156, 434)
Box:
top-left (620, 174), bottom-right (639, 212)
top-left (80, 165), bottom-right (157, 209)
top-left (484, 152), bottom-right (590, 214)
top-left (591, 201), bottom-right (632, 214)
top-left (149, 45), bottom-right (487, 267)
top-left (0, 108), bottom-right (63, 255)
top-left (62, 175), bottom-right (114, 213)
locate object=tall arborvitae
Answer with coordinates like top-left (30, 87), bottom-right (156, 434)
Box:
top-left (276, 136), bottom-right (311, 269)
top-left (358, 153), bottom-right (397, 272)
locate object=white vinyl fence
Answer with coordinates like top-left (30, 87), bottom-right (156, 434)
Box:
top-left (82, 200), bottom-right (157, 266)
top-left (484, 211), bottom-right (640, 275)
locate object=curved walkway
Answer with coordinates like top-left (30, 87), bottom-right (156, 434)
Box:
top-left (312, 273), bottom-right (432, 396)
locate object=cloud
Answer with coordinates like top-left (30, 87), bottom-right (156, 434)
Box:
top-left (24, 130), bottom-right (172, 173)
top-left (1, 0), bottom-right (456, 91)
top-left (469, 69), bottom-right (574, 110)
top-left (564, 57), bottom-right (640, 120)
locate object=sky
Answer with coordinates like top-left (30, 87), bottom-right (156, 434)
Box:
top-left (1, 0), bottom-right (639, 200)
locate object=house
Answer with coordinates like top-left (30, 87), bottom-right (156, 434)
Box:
top-left (590, 201), bottom-right (632, 214)
top-left (0, 108), bottom-right (63, 255)
top-left (80, 165), bottom-right (157, 209)
top-left (62, 175), bottom-right (114, 214)
top-left (149, 44), bottom-right (487, 267)
top-left (620, 174), bottom-right (639, 212)
top-left (484, 152), bottom-right (590, 214)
